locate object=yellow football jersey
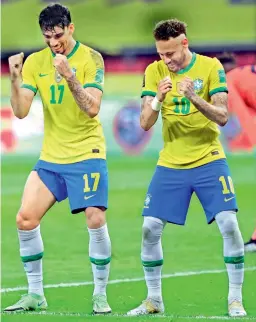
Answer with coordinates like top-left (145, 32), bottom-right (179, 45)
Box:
top-left (21, 41), bottom-right (106, 164)
top-left (142, 53), bottom-right (228, 169)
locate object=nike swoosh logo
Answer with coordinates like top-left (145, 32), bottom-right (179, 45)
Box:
top-left (224, 196), bottom-right (235, 202)
top-left (38, 301), bottom-right (45, 307)
top-left (84, 194), bottom-right (96, 200)
top-left (39, 73), bottom-right (48, 77)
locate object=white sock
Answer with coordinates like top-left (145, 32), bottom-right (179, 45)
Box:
top-left (216, 211), bottom-right (244, 303)
top-left (19, 225), bottom-right (44, 296)
top-left (141, 217), bottom-right (166, 300)
top-left (88, 224), bottom-right (111, 296)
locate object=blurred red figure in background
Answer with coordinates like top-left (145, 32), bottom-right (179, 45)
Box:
top-left (218, 54), bottom-right (256, 152)
top-left (219, 53), bottom-right (256, 253)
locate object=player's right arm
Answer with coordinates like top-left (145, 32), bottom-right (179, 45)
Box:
top-left (8, 53), bottom-right (36, 119)
top-left (140, 64), bottom-right (172, 131)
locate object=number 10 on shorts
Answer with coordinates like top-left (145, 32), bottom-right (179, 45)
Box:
top-left (219, 175), bottom-right (235, 194)
top-left (83, 173), bottom-right (100, 192)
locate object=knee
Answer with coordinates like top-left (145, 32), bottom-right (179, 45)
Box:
top-left (16, 209), bottom-right (39, 230)
top-left (85, 207), bottom-right (106, 229)
top-left (216, 211), bottom-right (239, 237)
top-left (142, 217), bottom-right (164, 244)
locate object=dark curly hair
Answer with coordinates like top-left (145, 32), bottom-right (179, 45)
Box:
top-left (154, 19), bottom-right (187, 41)
top-left (39, 3), bottom-right (71, 31)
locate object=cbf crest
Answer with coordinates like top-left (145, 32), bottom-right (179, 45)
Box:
top-left (144, 194), bottom-right (152, 209)
top-left (55, 70), bottom-right (62, 83)
top-left (193, 78), bottom-right (204, 93)
top-left (55, 67), bottom-right (77, 83)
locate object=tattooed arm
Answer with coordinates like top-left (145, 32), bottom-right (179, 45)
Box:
top-left (53, 53), bottom-right (102, 118)
top-left (140, 96), bottom-right (160, 131)
top-left (189, 92), bottom-right (228, 126)
top-left (66, 73), bottom-right (102, 118)
top-left (179, 77), bottom-right (228, 126)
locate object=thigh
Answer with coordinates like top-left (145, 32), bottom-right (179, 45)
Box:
top-left (34, 160), bottom-right (68, 202)
top-left (20, 171), bottom-right (56, 221)
top-left (63, 158), bottom-right (108, 214)
top-left (193, 159), bottom-right (238, 224)
top-left (142, 166), bottom-right (193, 225)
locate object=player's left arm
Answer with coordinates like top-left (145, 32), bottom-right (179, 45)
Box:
top-left (180, 58), bottom-right (230, 126)
top-left (54, 54), bottom-right (102, 118)
top-left (66, 74), bottom-right (102, 118)
top-left (180, 79), bottom-right (228, 126)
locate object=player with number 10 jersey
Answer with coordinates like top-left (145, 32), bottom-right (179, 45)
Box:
top-left (143, 51), bottom-right (227, 169)
top-left (128, 19), bottom-right (246, 318)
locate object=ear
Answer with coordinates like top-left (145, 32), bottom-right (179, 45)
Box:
top-left (68, 23), bottom-right (75, 34)
top-left (182, 38), bottom-right (188, 47)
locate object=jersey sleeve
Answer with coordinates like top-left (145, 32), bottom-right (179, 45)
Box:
top-left (83, 49), bottom-right (104, 92)
top-left (141, 63), bottom-right (158, 98)
top-left (21, 54), bottom-right (37, 94)
top-left (209, 58), bottom-right (228, 97)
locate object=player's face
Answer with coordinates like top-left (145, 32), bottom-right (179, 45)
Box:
top-left (156, 38), bottom-right (187, 73)
top-left (42, 24), bottom-right (75, 55)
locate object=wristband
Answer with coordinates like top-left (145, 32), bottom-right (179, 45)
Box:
top-left (151, 96), bottom-right (162, 111)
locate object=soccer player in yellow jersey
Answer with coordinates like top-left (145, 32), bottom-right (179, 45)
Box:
top-left (4, 4), bottom-right (111, 314)
top-left (127, 19), bottom-right (246, 317)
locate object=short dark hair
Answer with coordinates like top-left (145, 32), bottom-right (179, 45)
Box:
top-left (154, 19), bottom-right (187, 41)
top-left (39, 3), bottom-right (71, 31)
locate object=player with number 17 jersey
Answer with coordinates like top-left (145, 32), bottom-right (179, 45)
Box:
top-left (22, 41), bottom-right (106, 164)
top-left (4, 4), bottom-right (112, 314)
top-left (22, 41), bottom-right (109, 213)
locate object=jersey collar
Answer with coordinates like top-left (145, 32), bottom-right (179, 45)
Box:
top-left (51, 41), bottom-right (80, 59)
top-left (176, 52), bottom-right (196, 74)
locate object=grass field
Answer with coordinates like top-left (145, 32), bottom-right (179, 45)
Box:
top-left (1, 154), bottom-right (256, 322)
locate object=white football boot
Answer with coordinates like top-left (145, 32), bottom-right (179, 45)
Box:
top-left (228, 300), bottom-right (247, 317)
top-left (92, 294), bottom-right (111, 314)
top-left (127, 297), bottom-right (164, 316)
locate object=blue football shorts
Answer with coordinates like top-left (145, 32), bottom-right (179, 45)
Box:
top-left (34, 158), bottom-right (108, 214)
top-left (142, 159), bottom-right (238, 225)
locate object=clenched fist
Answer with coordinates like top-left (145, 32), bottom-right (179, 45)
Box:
top-left (8, 52), bottom-right (24, 80)
top-left (53, 54), bottom-right (73, 79)
top-left (179, 77), bottom-right (195, 99)
top-left (157, 76), bottom-right (172, 102)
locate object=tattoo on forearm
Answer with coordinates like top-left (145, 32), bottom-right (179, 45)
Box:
top-left (189, 92), bottom-right (228, 125)
top-left (140, 95), bottom-right (159, 129)
top-left (66, 74), bottom-right (94, 113)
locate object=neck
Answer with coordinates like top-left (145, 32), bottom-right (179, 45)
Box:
top-left (181, 50), bottom-right (193, 70)
top-left (63, 39), bottom-right (76, 56)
